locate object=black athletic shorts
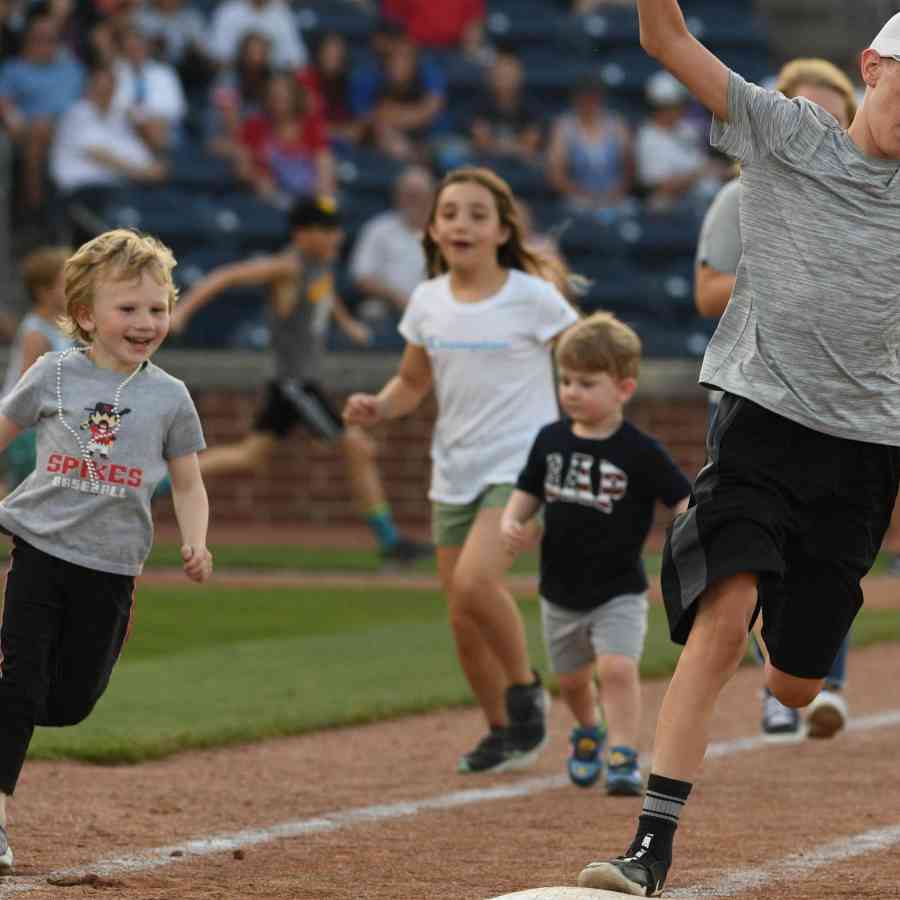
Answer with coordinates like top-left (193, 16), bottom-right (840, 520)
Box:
top-left (662, 393), bottom-right (900, 680)
top-left (253, 379), bottom-right (344, 441)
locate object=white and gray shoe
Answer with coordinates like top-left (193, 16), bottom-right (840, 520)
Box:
top-left (806, 689), bottom-right (848, 739)
top-left (0, 825), bottom-right (14, 875)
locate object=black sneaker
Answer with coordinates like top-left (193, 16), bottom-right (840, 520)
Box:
top-left (457, 727), bottom-right (510, 774)
top-left (380, 537), bottom-right (434, 567)
top-left (578, 854), bottom-right (669, 897)
top-left (505, 671), bottom-right (550, 768)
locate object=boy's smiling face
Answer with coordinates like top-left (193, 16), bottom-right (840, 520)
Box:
top-left (76, 270), bottom-right (171, 373)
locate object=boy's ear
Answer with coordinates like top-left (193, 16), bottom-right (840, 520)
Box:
top-left (72, 303), bottom-right (94, 333)
top-left (619, 376), bottom-right (638, 402)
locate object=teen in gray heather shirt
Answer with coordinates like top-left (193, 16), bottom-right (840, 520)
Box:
top-left (579, 4), bottom-right (900, 898)
top-left (0, 230), bottom-right (212, 876)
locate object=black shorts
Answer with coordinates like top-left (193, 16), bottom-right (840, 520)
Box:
top-left (662, 394), bottom-right (900, 679)
top-left (253, 379), bottom-right (344, 441)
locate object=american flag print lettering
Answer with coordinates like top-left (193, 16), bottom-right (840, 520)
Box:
top-left (544, 453), bottom-right (628, 514)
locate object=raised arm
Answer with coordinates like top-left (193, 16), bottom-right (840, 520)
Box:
top-left (171, 253), bottom-right (296, 333)
top-left (637, 0), bottom-right (730, 121)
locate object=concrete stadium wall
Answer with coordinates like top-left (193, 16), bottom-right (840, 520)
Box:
top-left (151, 350), bottom-right (710, 527)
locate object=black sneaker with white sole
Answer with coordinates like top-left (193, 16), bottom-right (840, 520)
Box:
top-left (578, 854), bottom-right (669, 897)
top-left (457, 727), bottom-right (510, 774)
top-left (380, 537), bottom-right (434, 567)
top-left (505, 671), bottom-right (550, 767)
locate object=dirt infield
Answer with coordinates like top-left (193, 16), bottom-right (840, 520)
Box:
top-left (2, 570), bottom-right (899, 899)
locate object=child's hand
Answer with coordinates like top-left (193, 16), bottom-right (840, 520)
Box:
top-left (343, 393), bottom-right (382, 428)
top-left (501, 518), bottom-right (527, 556)
top-left (182, 544), bottom-right (213, 583)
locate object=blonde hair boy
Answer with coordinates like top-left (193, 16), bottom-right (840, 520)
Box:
top-left (555, 311), bottom-right (642, 380)
top-left (62, 229), bottom-right (178, 343)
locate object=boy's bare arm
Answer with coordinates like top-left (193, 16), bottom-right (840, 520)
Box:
top-left (501, 489), bottom-right (542, 556)
top-left (172, 254), bottom-right (297, 332)
top-left (167, 452), bottom-right (213, 583)
top-left (637, 0), bottom-right (730, 121)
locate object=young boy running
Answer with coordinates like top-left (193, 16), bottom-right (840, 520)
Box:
top-left (172, 196), bottom-right (431, 565)
top-left (579, 4), bottom-right (900, 896)
top-left (0, 229), bottom-right (212, 872)
top-left (501, 313), bottom-right (689, 795)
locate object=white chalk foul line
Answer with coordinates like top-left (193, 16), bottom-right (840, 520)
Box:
top-left (669, 823), bottom-right (900, 898)
top-left (1, 707), bottom-right (899, 896)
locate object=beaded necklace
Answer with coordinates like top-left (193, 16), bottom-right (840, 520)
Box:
top-left (55, 347), bottom-right (145, 494)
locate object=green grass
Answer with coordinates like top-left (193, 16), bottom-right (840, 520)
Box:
top-left (26, 582), bottom-right (900, 765)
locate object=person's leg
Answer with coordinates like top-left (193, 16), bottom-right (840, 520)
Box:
top-left (0, 540), bottom-right (67, 871)
top-left (580, 573), bottom-right (758, 894)
top-left (22, 119), bottom-right (52, 212)
top-left (558, 663), bottom-right (606, 788)
top-left (806, 634), bottom-right (850, 739)
top-left (40, 567), bottom-right (133, 728)
top-left (596, 654), bottom-right (640, 750)
top-left (198, 431), bottom-right (277, 477)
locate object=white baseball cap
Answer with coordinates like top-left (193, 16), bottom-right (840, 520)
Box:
top-left (870, 12), bottom-right (900, 60)
top-left (645, 71), bottom-right (690, 107)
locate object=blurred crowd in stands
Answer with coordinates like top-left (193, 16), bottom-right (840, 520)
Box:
top-left (0, 0), bottom-right (770, 353)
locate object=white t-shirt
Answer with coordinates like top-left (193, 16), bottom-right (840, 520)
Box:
top-left (399, 269), bottom-right (578, 503)
top-left (349, 211), bottom-right (426, 303)
top-left (50, 99), bottom-right (154, 192)
top-left (636, 119), bottom-right (707, 187)
top-left (113, 59), bottom-right (187, 125)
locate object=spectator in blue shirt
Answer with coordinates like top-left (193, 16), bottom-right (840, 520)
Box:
top-left (0, 12), bottom-right (83, 212)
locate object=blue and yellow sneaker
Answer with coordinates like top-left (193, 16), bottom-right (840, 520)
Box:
top-left (568, 724), bottom-right (606, 788)
top-left (606, 745), bottom-right (643, 796)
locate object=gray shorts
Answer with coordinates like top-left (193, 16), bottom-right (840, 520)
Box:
top-left (541, 592), bottom-right (649, 674)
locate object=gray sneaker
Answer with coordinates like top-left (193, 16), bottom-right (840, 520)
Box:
top-left (0, 825), bottom-right (14, 875)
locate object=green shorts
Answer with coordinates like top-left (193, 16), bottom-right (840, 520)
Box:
top-left (432, 483), bottom-right (515, 548)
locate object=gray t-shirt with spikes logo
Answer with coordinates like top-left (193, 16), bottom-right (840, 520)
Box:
top-left (0, 350), bottom-right (205, 575)
top-left (701, 70), bottom-right (900, 446)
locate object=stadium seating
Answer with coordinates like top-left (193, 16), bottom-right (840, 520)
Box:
top-left (129, 0), bottom-right (775, 356)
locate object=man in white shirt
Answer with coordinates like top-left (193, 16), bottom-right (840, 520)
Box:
top-left (50, 64), bottom-right (165, 241)
top-left (113, 25), bottom-right (187, 152)
top-left (208, 0), bottom-right (306, 71)
top-left (350, 166), bottom-right (433, 314)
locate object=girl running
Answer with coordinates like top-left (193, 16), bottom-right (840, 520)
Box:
top-left (344, 167), bottom-right (579, 773)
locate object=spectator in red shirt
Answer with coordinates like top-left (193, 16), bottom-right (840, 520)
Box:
top-left (237, 72), bottom-right (335, 204)
top-left (299, 32), bottom-right (362, 148)
top-left (382, 0), bottom-right (485, 55)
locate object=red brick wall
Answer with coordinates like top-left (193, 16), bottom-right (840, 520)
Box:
top-left (157, 386), bottom-right (710, 529)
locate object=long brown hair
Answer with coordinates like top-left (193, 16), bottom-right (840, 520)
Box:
top-left (422, 167), bottom-right (581, 301)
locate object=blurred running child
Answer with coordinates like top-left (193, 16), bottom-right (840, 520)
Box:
top-left (171, 196), bottom-right (431, 565)
top-left (695, 57), bottom-right (858, 743)
top-left (501, 312), bottom-right (689, 795)
top-left (344, 167), bottom-right (579, 773)
top-left (579, 4), bottom-right (900, 896)
top-left (0, 229), bottom-right (212, 873)
top-left (1, 247), bottom-right (72, 494)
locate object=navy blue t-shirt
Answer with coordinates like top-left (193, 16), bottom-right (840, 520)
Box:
top-left (517, 419), bottom-right (691, 611)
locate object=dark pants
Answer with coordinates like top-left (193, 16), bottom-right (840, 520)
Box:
top-left (0, 538), bottom-right (134, 794)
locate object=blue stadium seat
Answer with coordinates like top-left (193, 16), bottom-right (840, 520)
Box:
top-left (295, 2), bottom-right (374, 43)
top-left (558, 215), bottom-right (627, 260)
top-left (485, 4), bottom-right (566, 45)
top-left (103, 188), bottom-right (218, 258)
top-left (212, 193), bottom-right (289, 253)
top-left (168, 140), bottom-right (239, 194)
top-left (173, 247), bottom-right (266, 349)
top-left (570, 8), bottom-right (639, 50)
top-left (618, 211), bottom-right (702, 260)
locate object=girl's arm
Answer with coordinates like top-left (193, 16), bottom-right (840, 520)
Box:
top-left (167, 452), bottom-right (213, 583)
top-left (500, 489), bottom-right (542, 556)
top-left (343, 342), bottom-right (432, 427)
top-left (171, 254), bottom-right (297, 333)
top-left (18, 331), bottom-right (52, 376)
top-left (636, 0), bottom-right (729, 121)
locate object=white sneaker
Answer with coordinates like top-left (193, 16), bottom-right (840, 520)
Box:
top-left (761, 689), bottom-right (805, 743)
top-left (806, 689), bottom-right (848, 739)
top-left (0, 825), bottom-right (14, 875)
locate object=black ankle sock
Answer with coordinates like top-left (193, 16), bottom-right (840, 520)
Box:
top-left (627, 773), bottom-right (693, 864)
